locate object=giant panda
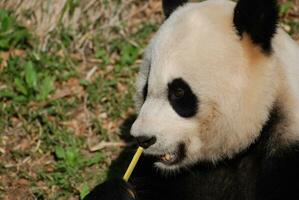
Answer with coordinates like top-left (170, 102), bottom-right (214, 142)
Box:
top-left (85, 0), bottom-right (299, 199)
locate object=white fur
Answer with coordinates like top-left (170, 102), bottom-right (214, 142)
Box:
top-left (131, 0), bottom-right (299, 170)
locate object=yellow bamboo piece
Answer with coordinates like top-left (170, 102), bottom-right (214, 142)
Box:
top-left (123, 147), bottom-right (143, 182)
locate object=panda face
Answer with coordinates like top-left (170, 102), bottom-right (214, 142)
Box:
top-left (131, 0), bottom-right (280, 171)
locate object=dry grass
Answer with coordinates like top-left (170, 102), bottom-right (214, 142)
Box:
top-left (0, 0), bottom-right (162, 52)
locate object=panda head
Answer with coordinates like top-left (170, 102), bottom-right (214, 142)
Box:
top-left (131, 0), bottom-right (280, 171)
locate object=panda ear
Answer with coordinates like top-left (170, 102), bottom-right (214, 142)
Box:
top-left (233, 0), bottom-right (279, 53)
top-left (162, 0), bottom-right (188, 18)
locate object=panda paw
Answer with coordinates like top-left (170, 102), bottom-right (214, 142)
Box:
top-left (83, 178), bottom-right (137, 200)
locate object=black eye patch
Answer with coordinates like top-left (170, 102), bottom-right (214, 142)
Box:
top-left (142, 64), bottom-right (151, 102)
top-left (142, 82), bottom-right (148, 101)
top-left (168, 78), bottom-right (199, 118)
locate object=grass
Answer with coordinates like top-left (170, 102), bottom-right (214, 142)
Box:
top-left (0, 1), bottom-right (161, 198)
top-left (0, 0), bottom-right (298, 199)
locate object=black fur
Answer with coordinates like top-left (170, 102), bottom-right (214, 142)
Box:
top-left (168, 78), bottom-right (199, 118)
top-left (256, 107), bottom-right (299, 200)
top-left (84, 179), bottom-right (136, 200)
top-left (85, 106), bottom-right (299, 200)
top-left (162, 0), bottom-right (188, 18)
top-left (233, 0), bottom-right (279, 53)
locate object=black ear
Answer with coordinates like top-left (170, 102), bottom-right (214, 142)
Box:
top-left (233, 0), bottom-right (279, 53)
top-left (162, 0), bottom-right (188, 18)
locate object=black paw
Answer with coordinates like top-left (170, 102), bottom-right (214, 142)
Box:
top-left (84, 179), bottom-right (137, 200)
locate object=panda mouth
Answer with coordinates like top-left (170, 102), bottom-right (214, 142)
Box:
top-left (159, 152), bottom-right (179, 165)
top-left (156, 143), bottom-right (186, 166)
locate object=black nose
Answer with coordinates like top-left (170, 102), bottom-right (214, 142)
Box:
top-left (136, 136), bottom-right (156, 149)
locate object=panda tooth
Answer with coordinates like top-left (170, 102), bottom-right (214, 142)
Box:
top-left (165, 153), bottom-right (171, 161)
top-left (160, 153), bottom-right (175, 162)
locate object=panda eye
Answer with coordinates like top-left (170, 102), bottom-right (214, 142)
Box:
top-left (168, 78), bottom-right (199, 118)
top-left (173, 88), bottom-right (185, 99)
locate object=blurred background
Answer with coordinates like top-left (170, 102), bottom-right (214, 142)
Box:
top-left (0, 0), bottom-right (298, 199)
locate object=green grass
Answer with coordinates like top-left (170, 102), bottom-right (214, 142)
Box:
top-left (0, 9), bottom-right (31, 50)
top-left (0, 4), bottom-right (159, 198)
top-left (0, 1), bottom-right (298, 199)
